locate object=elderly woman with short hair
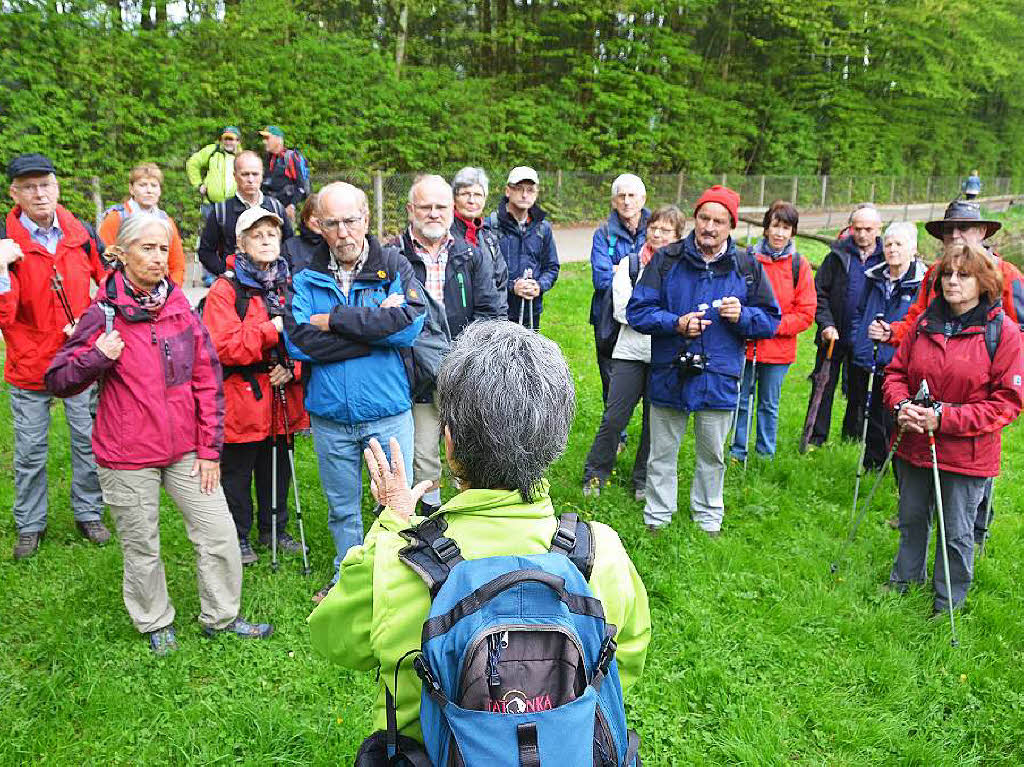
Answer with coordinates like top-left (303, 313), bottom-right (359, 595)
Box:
top-left (98, 162), bottom-right (186, 286)
top-left (848, 221), bottom-right (926, 468)
top-left (309, 320), bottom-right (650, 750)
top-left (450, 166), bottom-right (508, 315)
top-left (883, 242), bottom-right (1022, 615)
top-left (46, 213), bottom-right (272, 654)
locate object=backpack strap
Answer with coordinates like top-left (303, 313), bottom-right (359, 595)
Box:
top-left (985, 313), bottom-right (1002, 362)
top-left (628, 251), bottom-right (640, 286)
top-left (792, 253), bottom-right (802, 288)
top-left (487, 211), bottom-right (499, 230)
top-left (549, 513), bottom-right (595, 581)
top-left (733, 247), bottom-right (756, 288)
top-left (516, 723), bottom-right (541, 767)
top-left (398, 516), bottom-right (465, 598)
top-left (214, 201), bottom-right (227, 232)
top-left (604, 224), bottom-right (617, 260)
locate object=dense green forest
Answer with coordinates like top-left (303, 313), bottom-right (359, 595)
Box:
top-left (1, 0), bottom-right (1023, 185)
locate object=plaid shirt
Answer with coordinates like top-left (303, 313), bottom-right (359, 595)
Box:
top-left (410, 229), bottom-right (454, 304)
top-left (329, 241), bottom-right (368, 298)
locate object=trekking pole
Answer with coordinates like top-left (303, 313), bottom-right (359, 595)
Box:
top-left (742, 341), bottom-right (758, 470)
top-left (270, 379), bottom-right (280, 572)
top-left (278, 382), bottom-right (312, 576)
top-left (50, 266), bottom-right (75, 326)
top-left (850, 313), bottom-right (885, 520)
top-left (979, 478), bottom-right (995, 557)
top-left (919, 379), bottom-right (958, 647)
top-left (518, 268), bottom-right (534, 329)
top-left (830, 426), bottom-right (905, 574)
top-left (730, 357), bottom-right (746, 443)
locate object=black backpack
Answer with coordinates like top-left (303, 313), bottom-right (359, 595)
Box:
top-left (594, 251), bottom-right (641, 357)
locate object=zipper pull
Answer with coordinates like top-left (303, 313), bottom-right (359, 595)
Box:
top-left (487, 634), bottom-right (502, 691)
top-left (151, 327), bottom-right (157, 344)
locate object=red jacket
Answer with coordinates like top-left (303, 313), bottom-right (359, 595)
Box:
top-left (44, 273), bottom-right (225, 469)
top-left (889, 256), bottom-right (1024, 345)
top-left (1, 205), bottom-right (107, 390)
top-left (745, 249), bottom-right (816, 364)
top-left (202, 276), bottom-right (308, 443)
top-left (882, 301), bottom-right (1023, 477)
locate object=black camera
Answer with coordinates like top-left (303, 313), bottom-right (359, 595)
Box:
top-left (677, 350), bottom-right (709, 377)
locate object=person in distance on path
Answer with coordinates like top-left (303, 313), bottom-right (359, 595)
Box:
top-left (805, 204), bottom-right (884, 448)
top-left (882, 243), bottom-right (1022, 615)
top-left (628, 185), bottom-right (780, 536)
top-left (46, 214), bottom-right (273, 654)
top-left (1, 152), bottom-right (110, 560)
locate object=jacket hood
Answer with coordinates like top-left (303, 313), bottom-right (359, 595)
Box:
top-left (864, 257), bottom-right (927, 287)
top-left (663, 231), bottom-right (738, 275)
top-left (299, 221), bottom-right (323, 244)
top-left (921, 293), bottom-right (1000, 333)
top-left (100, 269), bottom-right (190, 322)
top-left (7, 204), bottom-right (89, 250)
top-left (833, 234), bottom-right (883, 263)
top-left (607, 208), bottom-right (651, 240)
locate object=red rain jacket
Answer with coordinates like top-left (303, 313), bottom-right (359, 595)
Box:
top-left (883, 301), bottom-right (1023, 477)
top-left (0, 205), bottom-right (107, 390)
top-left (201, 276), bottom-right (308, 443)
top-left (744, 250), bottom-right (816, 364)
top-left (45, 274), bottom-right (225, 468)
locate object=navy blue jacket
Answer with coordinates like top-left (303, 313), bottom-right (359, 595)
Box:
top-left (814, 236), bottom-right (883, 345)
top-left (283, 237), bottom-right (425, 425)
top-left (627, 233), bottom-right (781, 411)
top-left (490, 199), bottom-right (559, 324)
top-left (850, 259), bottom-right (926, 370)
top-left (589, 209), bottom-right (650, 324)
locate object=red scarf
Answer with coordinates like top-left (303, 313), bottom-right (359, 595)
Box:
top-left (639, 241), bottom-right (657, 268)
top-left (454, 211), bottom-right (480, 246)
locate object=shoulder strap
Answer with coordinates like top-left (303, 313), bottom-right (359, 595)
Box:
top-left (398, 516), bottom-right (465, 599)
top-left (603, 224), bottom-right (616, 259)
top-left (549, 513), bottom-right (595, 581)
top-left (267, 197), bottom-right (286, 218)
top-left (229, 276), bottom-right (251, 321)
top-left (734, 247), bottom-right (756, 286)
top-left (214, 201), bottom-right (227, 232)
top-left (628, 251), bottom-right (640, 286)
top-left (792, 253), bottom-right (802, 288)
top-left (985, 313), bottom-right (1002, 362)
top-left (488, 211), bottom-right (499, 230)
top-left (0, 220), bottom-right (5, 238)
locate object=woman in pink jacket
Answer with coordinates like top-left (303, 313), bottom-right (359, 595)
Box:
top-left (46, 214), bottom-right (272, 655)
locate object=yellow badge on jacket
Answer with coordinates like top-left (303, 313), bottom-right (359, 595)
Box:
top-left (377, 270), bottom-right (387, 279)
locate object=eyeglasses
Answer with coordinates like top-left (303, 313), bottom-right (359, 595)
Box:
top-left (648, 226), bottom-right (676, 237)
top-left (321, 216), bottom-right (365, 232)
top-left (14, 180), bottom-right (56, 195)
top-left (455, 190), bottom-right (486, 201)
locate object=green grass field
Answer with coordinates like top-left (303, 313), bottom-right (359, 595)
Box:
top-left (2, 261), bottom-right (1023, 765)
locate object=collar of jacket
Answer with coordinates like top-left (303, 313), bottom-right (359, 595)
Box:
top-left (921, 294), bottom-right (999, 335)
top-left (101, 269), bottom-right (188, 322)
top-left (864, 258), bottom-right (927, 287)
top-left (662, 231), bottom-right (738, 275)
top-left (298, 221), bottom-right (323, 245)
top-left (6, 204), bottom-right (88, 251)
top-left (751, 237), bottom-right (794, 260)
top-left (308, 236), bottom-right (395, 285)
top-left (608, 207), bottom-right (650, 240)
top-left (832, 235), bottom-right (882, 267)
top-left (497, 197), bottom-right (547, 230)
top-left (399, 230), bottom-right (472, 268)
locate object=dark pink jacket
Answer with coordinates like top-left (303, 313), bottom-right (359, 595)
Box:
top-left (45, 273), bottom-right (224, 469)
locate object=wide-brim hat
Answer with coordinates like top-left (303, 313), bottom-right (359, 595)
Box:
top-left (925, 199), bottom-right (1001, 240)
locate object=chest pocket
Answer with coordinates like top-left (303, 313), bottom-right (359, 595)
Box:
top-left (161, 327), bottom-right (195, 388)
top-left (354, 283), bottom-right (389, 307)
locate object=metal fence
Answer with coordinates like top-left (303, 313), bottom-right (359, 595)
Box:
top-left (58, 169), bottom-right (1020, 243)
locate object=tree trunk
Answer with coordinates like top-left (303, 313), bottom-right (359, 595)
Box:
top-left (155, 0), bottom-right (167, 28)
top-left (479, 0), bottom-right (492, 75)
top-left (140, 0), bottom-right (154, 30)
top-left (106, 0), bottom-right (122, 29)
top-left (395, 2), bottom-right (408, 79)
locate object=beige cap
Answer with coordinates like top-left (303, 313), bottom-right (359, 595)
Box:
top-left (235, 206), bottom-right (283, 243)
top-left (506, 166), bottom-right (539, 185)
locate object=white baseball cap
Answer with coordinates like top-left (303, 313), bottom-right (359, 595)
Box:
top-left (506, 166), bottom-right (539, 185)
top-left (235, 206), bottom-right (283, 243)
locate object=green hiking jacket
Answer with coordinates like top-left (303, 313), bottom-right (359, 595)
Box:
top-left (184, 143), bottom-right (237, 203)
top-left (308, 484), bottom-right (651, 743)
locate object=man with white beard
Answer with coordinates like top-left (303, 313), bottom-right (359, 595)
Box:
top-left (394, 174), bottom-right (501, 514)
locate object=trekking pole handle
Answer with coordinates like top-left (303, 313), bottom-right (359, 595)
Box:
top-left (826, 337), bottom-right (835, 359)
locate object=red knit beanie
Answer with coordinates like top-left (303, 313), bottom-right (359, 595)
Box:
top-left (694, 185), bottom-right (740, 227)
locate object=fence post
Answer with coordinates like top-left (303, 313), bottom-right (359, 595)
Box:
top-left (890, 177), bottom-right (896, 204)
top-left (721, 172), bottom-right (727, 187)
top-left (90, 176), bottom-right (103, 229)
top-left (791, 175), bottom-right (798, 204)
top-left (676, 171), bottom-right (685, 205)
top-left (926, 176), bottom-right (932, 202)
top-left (847, 177), bottom-right (853, 205)
top-left (820, 175), bottom-right (828, 208)
top-left (556, 169), bottom-right (563, 196)
top-left (758, 175), bottom-right (765, 207)
top-left (373, 170), bottom-right (383, 240)
top-left (870, 180), bottom-right (875, 203)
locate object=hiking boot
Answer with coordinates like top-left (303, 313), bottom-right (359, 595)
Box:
top-left (634, 487), bottom-right (646, 503)
top-left (239, 539), bottom-right (258, 566)
top-left (312, 582), bottom-right (334, 605)
top-left (76, 520), bottom-right (111, 546)
top-left (202, 616), bottom-right (273, 639)
top-left (645, 523), bottom-right (663, 537)
top-left (258, 531), bottom-right (307, 555)
top-left (705, 529), bottom-right (721, 539)
top-left (887, 515), bottom-right (900, 530)
top-left (13, 530), bottom-right (44, 560)
top-left (582, 477), bottom-right (602, 498)
top-left (148, 625), bottom-right (179, 656)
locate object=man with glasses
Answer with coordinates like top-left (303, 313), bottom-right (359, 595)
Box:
top-left (283, 181), bottom-right (425, 604)
top-left (394, 174), bottom-right (500, 514)
top-left (490, 166), bottom-right (559, 329)
top-left (451, 167), bottom-right (507, 315)
top-left (872, 199), bottom-right (1024, 546)
top-left (589, 173), bottom-right (651, 447)
top-left (197, 150), bottom-right (293, 277)
top-left (1, 153), bottom-right (110, 559)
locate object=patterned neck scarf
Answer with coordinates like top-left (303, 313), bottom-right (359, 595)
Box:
top-left (121, 269), bottom-right (169, 313)
top-left (235, 252), bottom-right (289, 313)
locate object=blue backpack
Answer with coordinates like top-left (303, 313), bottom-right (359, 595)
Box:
top-left (387, 512), bottom-right (641, 767)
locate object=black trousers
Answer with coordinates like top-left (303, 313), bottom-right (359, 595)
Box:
top-left (583, 359), bottom-right (650, 489)
top-left (221, 436), bottom-right (291, 540)
top-left (593, 326), bottom-right (614, 405)
top-left (808, 341), bottom-right (860, 446)
top-left (848, 365), bottom-right (892, 467)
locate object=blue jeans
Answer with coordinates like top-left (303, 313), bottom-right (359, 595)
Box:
top-left (310, 409), bottom-right (414, 582)
top-left (730, 362), bottom-right (790, 460)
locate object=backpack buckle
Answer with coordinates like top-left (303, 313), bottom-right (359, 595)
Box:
top-left (413, 655), bottom-right (447, 705)
top-left (431, 536), bottom-right (460, 564)
top-left (551, 525), bottom-right (577, 553)
top-left (596, 635), bottom-right (618, 674)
